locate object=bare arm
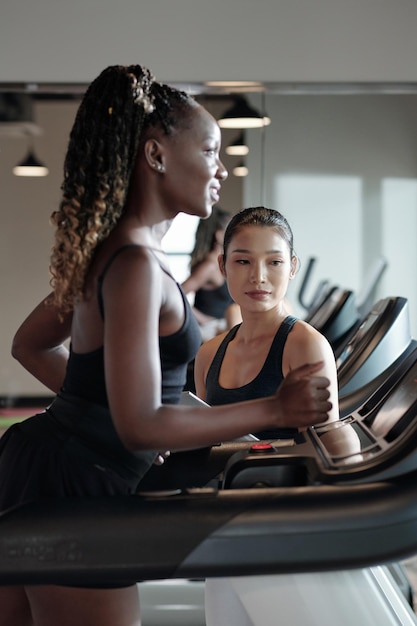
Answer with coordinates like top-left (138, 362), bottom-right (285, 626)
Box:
top-left (102, 250), bottom-right (332, 452)
top-left (181, 259), bottom-right (217, 295)
top-left (190, 306), bottom-right (217, 326)
top-left (11, 293), bottom-right (72, 393)
top-left (183, 260), bottom-right (238, 327)
top-left (284, 320), bottom-right (340, 422)
top-left (193, 322), bottom-right (338, 422)
top-left (182, 261), bottom-right (221, 324)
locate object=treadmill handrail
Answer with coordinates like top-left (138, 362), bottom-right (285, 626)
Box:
top-left (1, 474), bottom-right (417, 585)
top-left (297, 257), bottom-right (330, 313)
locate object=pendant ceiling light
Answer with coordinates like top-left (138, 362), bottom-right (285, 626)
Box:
top-left (218, 96), bottom-right (270, 129)
top-left (232, 161), bottom-right (249, 177)
top-left (13, 146), bottom-right (49, 177)
top-left (225, 132), bottom-right (249, 156)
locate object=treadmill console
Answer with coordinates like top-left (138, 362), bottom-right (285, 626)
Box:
top-left (337, 296), bottom-right (411, 401)
top-left (223, 345), bottom-right (417, 488)
top-left (307, 287), bottom-right (359, 349)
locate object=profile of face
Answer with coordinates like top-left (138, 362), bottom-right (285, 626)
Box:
top-left (153, 103), bottom-right (228, 220)
top-left (220, 224), bottom-right (297, 312)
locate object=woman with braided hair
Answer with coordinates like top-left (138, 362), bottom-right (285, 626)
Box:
top-left (2, 64), bottom-right (332, 625)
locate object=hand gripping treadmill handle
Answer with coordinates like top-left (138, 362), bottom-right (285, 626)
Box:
top-left (1, 473), bottom-right (417, 586)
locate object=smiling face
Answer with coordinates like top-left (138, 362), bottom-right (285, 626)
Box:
top-left (158, 103), bottom-right (228, 219)
top-left (222, 224), bottom-right (297, 314)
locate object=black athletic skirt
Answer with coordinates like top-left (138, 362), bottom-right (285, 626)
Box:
top-left (0, 393), bottom-right (157, 587)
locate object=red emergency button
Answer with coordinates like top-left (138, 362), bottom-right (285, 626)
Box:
top-left (250, 443), bottom-right (274, 453)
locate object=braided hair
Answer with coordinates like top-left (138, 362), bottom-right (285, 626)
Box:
top-left (49, 64), bottom-right (193, 311)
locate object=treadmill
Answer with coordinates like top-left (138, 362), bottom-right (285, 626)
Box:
top-left (305, 286), bottom-right (360, 353)
top-left (336, 296), bottom-right (414, 416)
top-left (3, 345), bottom-right (417, 624)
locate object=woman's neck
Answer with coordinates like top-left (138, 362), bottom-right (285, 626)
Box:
top-left (237, 308), bottom-right (288, 343)
top-left (116, 213), bottom-right (173, 249)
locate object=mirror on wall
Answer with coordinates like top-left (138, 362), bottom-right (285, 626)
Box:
top-left (2, 82), bottom-right (417, 397)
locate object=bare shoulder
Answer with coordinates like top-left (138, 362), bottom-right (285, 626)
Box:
top-left (100, 244), bottom-right (163, 286)
top-left (195, 329), bottom-right (231, 378)
top-left (286, 320), bottom-right (339, 422)
top-left (106, 243), bottom-right (159, 267)
top-left (285, 319), bottom-right (335, 369)
top-left (182, 257), bottom-right (217, 293)
top-left (196, 330), bottom-right (228, 364)
top-left (98, 245), bottom-right (166, 323)
top-left (290, 319), bottom-right (331, 347)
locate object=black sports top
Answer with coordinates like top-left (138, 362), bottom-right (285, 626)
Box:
top-left (63, 245), bottom-right (202, 406)
top-left (205, 315), bottom-right (298, 440)
top-left (194, 281), bottom-right (234, 319)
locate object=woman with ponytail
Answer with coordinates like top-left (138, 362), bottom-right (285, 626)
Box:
top-left (2, 64), bottom-right (331, 625)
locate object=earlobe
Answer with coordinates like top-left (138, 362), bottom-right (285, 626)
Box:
top-left (144, 138), bottom-right (165, 172)
top-left (290, 256), bottom-right (298, 279)
top-left (218, 253), bottom-right (226, 276)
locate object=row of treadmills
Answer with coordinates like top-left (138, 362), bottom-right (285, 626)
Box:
top-left (2, 275), bottom-right (417, 624)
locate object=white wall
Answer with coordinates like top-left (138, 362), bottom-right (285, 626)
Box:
top-left (2, 0), bottom-right (417, 84)
top-left (0, 102), bottom-right (74, 399)
top-left (244, 93), bottom-right (417, 329)
top-left (2, 1), bottom-right (417, 398)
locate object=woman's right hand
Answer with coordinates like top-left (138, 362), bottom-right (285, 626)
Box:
top-left (273, 362), bottom-right (332, 429)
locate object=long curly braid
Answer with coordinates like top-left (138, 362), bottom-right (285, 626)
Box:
top-left (49, 64), bottom-right (193, 311)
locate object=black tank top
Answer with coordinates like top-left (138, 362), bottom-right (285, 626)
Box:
top-left (63, 245), bottom-right (202, 406)
top-left (194, 282), bottom-right (234, 319)
top-left (205, 315), bottom-right (298, 439)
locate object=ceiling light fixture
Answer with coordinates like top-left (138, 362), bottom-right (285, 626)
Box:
top-left (218, 96), bottom-right (270, 129)
top-left (232, 162), bottom-right (249, 177)
top-left (225, 132), bottom-right (249, 156)
top-left (13, 146), bottom-right (49, 177)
